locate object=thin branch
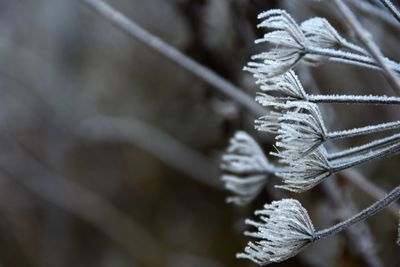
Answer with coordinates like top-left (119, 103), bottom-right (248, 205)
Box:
top-left (379, 0), bottom-right (400, 23)
top-left (79, 0), bottom-right (265, 116)
top-left (78, 0), bottom-right (400, 221)
top-left (322, 180), bottom-right (383, 267)
top-left (334, 0), bottom-right (400, 95)
top-left (347, 0), bottom-right (400, 29)
top-left (314, 186), bottom-right (400, 240)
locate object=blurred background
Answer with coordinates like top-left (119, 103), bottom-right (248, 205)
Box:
top-left (0, 0), bottom-right (398, 266)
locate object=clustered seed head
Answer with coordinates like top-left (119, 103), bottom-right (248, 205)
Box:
top-left (253, 70), bottom-right (308, 103)
top-left (237, 199), bottom-right (315, 265)
top-left (221, 131), bottom-right (273, 205)
top-left (274, 147), bottom-right (332, 193)
top-left (244, 9), bottom-right (307, 77)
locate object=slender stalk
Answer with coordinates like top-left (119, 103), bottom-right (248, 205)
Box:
top-left (308, 94), bottom-right (400, 105)
top-left (328, 132), bottom-right (400, 160)
top-left (332, 142), bottom-right (400, 172)
top-left (334, 0), bottom-right (400, 95)
top-left (379, 0), bottom-right (400, 23)
top-left (327, 120), bottom-right (400, 140)
top-left (79, 0), bottom-right (265, 116)
top-left (347, 0), bottom-right (400, 29)
top-left (307, 46), bottom-right (400, 73)
top-left (313, 186), bottom-right (400, 240)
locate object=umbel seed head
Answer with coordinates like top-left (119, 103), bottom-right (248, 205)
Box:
top-left (274, 147), bottom-right (332, 193)
top-left (237, 199), bottom-right (315, 265)
top-left (221, 131), bottom-right (273, 205)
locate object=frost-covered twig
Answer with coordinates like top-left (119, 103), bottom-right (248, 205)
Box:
top-left (253, 70), bottom-right (400, 105)
top-left (314, 186), bottom-right (400, 240)
top-left (328, 132), bottom-right (400, 160)
top-left (347, 0), bottom-right (400, 29)
top-left (334, 0), bottom-right (400, 95)
top-left (397, 210), bottom-right (400, 246)
top-left (379, 0), bottom-right (400, 23)
top-left (79, 0), bottom-right (265, 116)
top-left (322, 181), bottom-right (383, 267)
top-left (239, 187), bottom-right (400, 265)
top-left (275, 142), bottom-right (400, 192)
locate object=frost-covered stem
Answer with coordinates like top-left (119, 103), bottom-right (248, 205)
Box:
top-left (332, 142), bottom-right (400, 172)
top-left (334, 0), bottom-right (400, 95)
top-left (79, 0), bottom-right (265, 116)
top-left (327, 120), bottom-right (400, 140)
top-left (308, 94), bottom-right (400, 105)
top-left (306, 46), bottom-right (400, 73)
top-left (313, 186), bottom-right (400, 240)
top-left (379, 0), bottom-right (400, 23)
top-left (347, 0), bottom-right (400, 29)
top-left (328, 132), bottom-right (400, 160)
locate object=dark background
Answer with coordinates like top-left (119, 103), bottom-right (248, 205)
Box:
top-left (0, 0), bottom-right (398, 266)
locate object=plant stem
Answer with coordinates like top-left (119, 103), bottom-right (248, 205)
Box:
top-left (307, 46), bottom-right (400, 73)
top-left (379, 0), bottom-right (400, 23)
top-left (313, 186), bottom-right (400, 240)
top-left (308, 94), bottom-right (400, 105)
top-left (332, 142), bottom-right (400, 172)
top-left (334, 0), bottom-right (400, 95)
top-left (79, 0), bottom-right (265, 116)
top-left (327, 120), bottom-right (400, 140)
top-left (328, 132), bottom-right (400, 160)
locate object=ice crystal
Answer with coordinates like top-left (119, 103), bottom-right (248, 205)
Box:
top-left (237, 199), bottom-right (315, 265)
top-left (221, 131), bottom-right (273, 205)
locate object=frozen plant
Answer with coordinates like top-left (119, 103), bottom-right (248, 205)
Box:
top-left (245, 9), bottom-right (400, 78)
top-left (221, 1), bottom-right (400, 265)
top-left (221, 131), bottom-right (275, 205)
top-left (239, 187), bottom-right (400, 264)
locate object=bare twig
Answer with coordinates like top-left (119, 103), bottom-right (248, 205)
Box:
top-left (322, 180), bottom-right (383, 267)
top-left (79, 0), bottom-right (264, 116)
top-left (347, 0), bottom-right (400, 29)
top-left (379, 0), bottom-right (400, 23)
top-left (77, 0), bottom-right (399, 220)
top-left (341, 169), bottom-right (400, 218)
top-left (334, 0), bottom-right (400, 95)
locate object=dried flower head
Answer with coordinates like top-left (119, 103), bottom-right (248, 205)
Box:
top-left (221, 131), bottom-right (274, 205)
top-left (244, 9), bottom-right (307, 77)
top-left (274, 147), bottom-right (332, 193)
top-left (237, 199), bottom-right (315, 265)
top-left (397, 211), bottom-right (400, 246)
top-left (300, 17), bottom-right (366, 55)
top-left (253, 70), bottom-right (308, 104)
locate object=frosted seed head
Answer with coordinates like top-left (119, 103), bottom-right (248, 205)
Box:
top-left (251, 70), bottom-right (308, 104)
top-left (220, 131), bottom-right (273, 205)
top-left (274, 147), bottom-right (332, 193)
top-left (301, 17), bottom-right (344, 49)
top-left (247, 10), bottom-right (306, 78)
top-left (237, 199), bottom-right (315, 265)
top-left (274, 102), bottom-right (328, 159)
